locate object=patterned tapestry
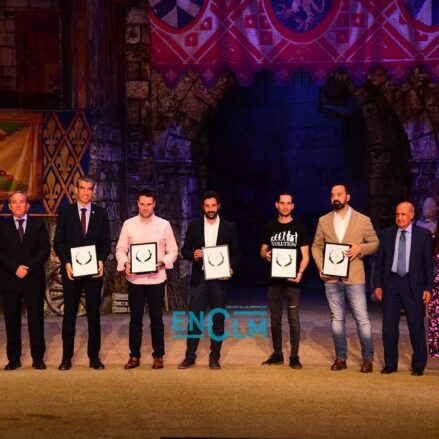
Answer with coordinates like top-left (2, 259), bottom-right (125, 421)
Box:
top-left (0, 111), bottom-right (91, 216)
top-left (0, 111), bottom-right (42, 200)
top-left (148, 0), bottom-right (439, 87)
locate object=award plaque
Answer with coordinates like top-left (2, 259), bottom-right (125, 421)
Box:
top-left (70, 245), bottom-right (99, 278)
top-left (130, 242), bottom-right (158, 274)
top-left (271, 248), bottom-right (298, 279)
top-left (202, 244), bottom-right (231, 280)
top-left (322, 243), bottom-right (351, 278)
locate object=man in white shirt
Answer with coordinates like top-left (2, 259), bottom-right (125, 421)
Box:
top-left (116, 189), bottom-right (178, 369)
top-left (178, 191), bottom-right (241, 370)
top-left (312, 184), bottom-right (379, 372)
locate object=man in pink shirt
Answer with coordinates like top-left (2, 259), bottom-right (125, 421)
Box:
top-left (116, 189), bottom-right (178, 369)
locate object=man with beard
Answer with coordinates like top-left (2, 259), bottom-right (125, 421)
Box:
top-left (260, 192), bottom-right (310, 369)
top-left (178, 191), bottom-right (241, 370)
top-left (312, 184), bottom-right (379, 372)
top-left (116, 189), bottom-right (178, 370)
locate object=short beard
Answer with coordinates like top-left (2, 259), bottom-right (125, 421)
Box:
top-left (332, 201), bottom-right (345, 211)
top-left (205, 211), bottom-right (218, 219)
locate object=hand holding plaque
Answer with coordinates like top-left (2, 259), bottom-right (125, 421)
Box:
top-left (202, 245), bottom-right (231, 280)
top-left (130, 242), bottom-right (158, 274)
top-left (70, 245), bottom-right (99, 278)
top-left (322, 243), bottom-right (351, 278)
top-left (271, 248), bottom-right (298, 279)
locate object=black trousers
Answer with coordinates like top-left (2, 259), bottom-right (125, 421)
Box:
top-left (382, 273), bottom-right (427, 371)
top-left (268, 286), bottom-right (301, 358)
top-left (186, 278), bottom-right (229, 360)
top-left (128, 282), bottom-right (165, 359)
top-left (2, 287), bottom-right (46, 362)
top-left (62, 277), bottom-right (102, 361)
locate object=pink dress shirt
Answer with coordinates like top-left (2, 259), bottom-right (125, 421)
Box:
top-left (116, 214), bottom-right (178, 285)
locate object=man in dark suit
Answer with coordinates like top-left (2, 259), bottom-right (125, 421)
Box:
top-left (0, 191), bottom-right (50, 370)
top-left (54, 176), bottom-right (111, 370)
top-left (374, 202), bottom-right (433, 376)
top-left (178, 191), bottom-right (241, 369)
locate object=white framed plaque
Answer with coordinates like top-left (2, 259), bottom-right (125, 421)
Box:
top-left (271, 248), bottom-right (297, 279)
top-left (130, 242), bottom-right (158, 274)
top-left (322, 243), bottom-right (351, 278)
top-left (202, 244), bottom-right (231, 280)
top-left (70, 245), bottom-right (99, 278)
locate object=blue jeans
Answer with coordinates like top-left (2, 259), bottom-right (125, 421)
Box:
top-left (324, 281), bottom-right (374, 361)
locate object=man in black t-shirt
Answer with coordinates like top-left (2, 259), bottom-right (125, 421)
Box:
top-left (260, 192), bottom-right (310, 369)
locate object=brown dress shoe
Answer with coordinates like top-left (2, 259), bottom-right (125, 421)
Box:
top-left (360, 359), bottom-right (373, 373)
top-left (152, 357), bottom-right (163, 369)
top-left (331, 358), bottom-right (347, 371)
top-left (124, 356), bottom-right (140, 369)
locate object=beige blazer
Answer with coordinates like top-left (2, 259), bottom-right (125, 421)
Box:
top-left (311, 208), bottom-right (379, 284)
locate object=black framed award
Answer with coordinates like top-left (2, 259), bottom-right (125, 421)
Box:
top-left (322, 243), bottom-right (351, 278)
top-left (202, 244), bottom-right (231, 280)
top-left (70, 245), bottom-right (99, 278)
top-left (271, 248), bottom-right (298, 279)
top-left (130, 242), bottom-right (158, 274)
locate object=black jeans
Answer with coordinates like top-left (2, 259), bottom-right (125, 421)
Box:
top-left (128, 282), bottom-right (165, 359)
top-left (268, 286), bottom-right (301, 358)
top-left (186, 279), bottom-right (229, 360)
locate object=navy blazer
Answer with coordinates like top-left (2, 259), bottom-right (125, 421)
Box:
top-left (182, 218), bottom-right (241, 287)
top-left (374, 224), bottom-right (433, 300)
top-left (0, 216), bottom-right (50, 294)
top-left (53, 202), bottom-right (111, 274)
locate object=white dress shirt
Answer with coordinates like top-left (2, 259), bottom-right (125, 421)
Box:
top-left (13, 214), bottom-right (28, 233)
top-left (77, 202), bottom-right (91, 233)
top-left (204, 215), bottom-right (220, 247)
top-left (391, 223), bottom-right (412, 274)
top-left (333, 207), bottom-right (352, 243)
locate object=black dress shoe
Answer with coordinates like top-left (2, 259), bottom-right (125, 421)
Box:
top-left (411, 369), bottom-right (424, 376)
top-left (209, 357), bottom-right (221, 370)
top-left (89, 358), bottom-right (105, 370)
top-left (380, 367), bottom-right (397, 374)
top-left (58, 360), bottom-right (72, 370)
top-left (4, 361), bottom-right (21, 371)
top-left (32, 360), bottom-right (47, 370)
top-left (178, 356), bottom-right (196, 369)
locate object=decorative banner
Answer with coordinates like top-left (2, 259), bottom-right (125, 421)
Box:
top-left (148, 0), bottom-right (439, 87)
top-left (0, 111), bottom-right (91, 216)
top-left (0, 111), bottom-right (42, 200)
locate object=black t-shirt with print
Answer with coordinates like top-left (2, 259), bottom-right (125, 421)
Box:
top-left (262, 219), bottom-right (310, 287)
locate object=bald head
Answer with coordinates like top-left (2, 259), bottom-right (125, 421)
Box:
top-left (395, 202), bottom-right (415, 229)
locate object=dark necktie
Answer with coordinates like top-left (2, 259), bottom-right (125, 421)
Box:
top-left (80, 208), bottom-right (87, 238)
top-left (397, 230), bottom-right (407, 277)
top-left (17, 219), bottom-right (25, 243)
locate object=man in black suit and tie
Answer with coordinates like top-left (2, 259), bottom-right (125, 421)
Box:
top-left (54, 176), bottom-right (111, 370)
top-left (0, 191), bottom-right (50, 370)
top-left (178, 191), bottom-right (241, 370)
top-left (374, 202), bottom-right (433, 376)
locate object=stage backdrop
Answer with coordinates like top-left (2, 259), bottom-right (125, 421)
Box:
top-left (148, 0), bottom-right (439, 87)
top-left (0, 110), bottom-right (91, 216)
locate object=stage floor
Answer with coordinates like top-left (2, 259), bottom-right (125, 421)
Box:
top-left (0, 288), bottom-right (438, 438)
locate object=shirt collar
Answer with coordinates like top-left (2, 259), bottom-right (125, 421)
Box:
top-left (13, 214), bottom-right (28, 222)
top-left (204, 215), bottom-right (220, 225)
top-left (335, 206), bottom-right (352, 220)
top-left (399, 223), bottom-right (412, 233)
top-left (78, 202), bottom-right (91, 212)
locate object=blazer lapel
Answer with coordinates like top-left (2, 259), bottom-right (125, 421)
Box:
top-left (71, 203), bottom-right (84, 238)
top-left (86, 203), bottom-right (97, 238)
top-left (342, 209), bottom-right (356, 243)
top-left (8, 217), bottom-right (21, 244)
top-left (324, 212), bottom-right (339, 243)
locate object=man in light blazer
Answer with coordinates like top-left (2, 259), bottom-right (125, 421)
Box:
top-left (374, 202), bottom-right (433, 376)
top-left (54, 176), bottom-right (111, 370)
top-left (178, 190), bottom-right (241, 370)
top-left (312, 184), bottom-right (379, 372)
top-left (0, 191), bottom-right (50, 370)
